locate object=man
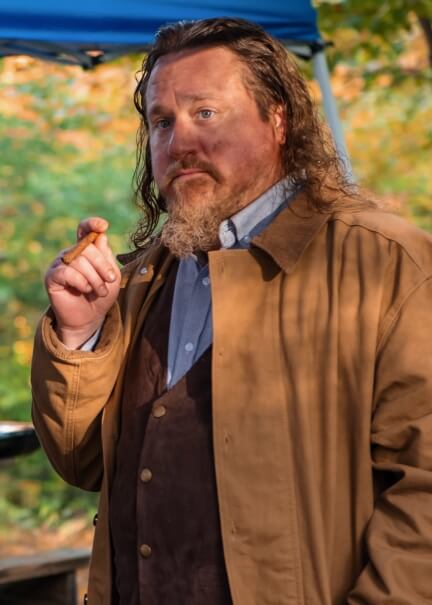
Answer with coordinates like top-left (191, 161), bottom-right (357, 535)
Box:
top-left (31, 18), bottom-right (432, 605)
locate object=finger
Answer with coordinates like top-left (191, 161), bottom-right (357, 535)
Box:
top-left (66, 255), bottom-right (110, 297)
top-left (94, 235), bottom-right (121, 281)
top-left (47, 263), bottom-right (93, 295)
top-left (80, 240), bottom-right (119, 284)
top-left (77, 217), bottom-right (109, 241)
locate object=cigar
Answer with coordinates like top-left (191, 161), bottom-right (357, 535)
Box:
top-left (62, 231), bottom-right (100, 265)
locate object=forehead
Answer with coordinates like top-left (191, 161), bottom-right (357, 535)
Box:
top-left (145, 46), bottom-right (250, 109)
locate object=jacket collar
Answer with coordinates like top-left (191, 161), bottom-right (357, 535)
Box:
top-left (118, 191), bottom-right (332, 275)
top-left (251, 190), bottom-right (332, 274)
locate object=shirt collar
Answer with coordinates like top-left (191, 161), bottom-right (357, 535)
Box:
top-left (218, 177), bottom-right (297, 249)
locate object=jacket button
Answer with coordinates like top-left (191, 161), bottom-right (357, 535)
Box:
top-left (83, 594), bottom-right (88, 604)
top-left (93, 514), bottom-right (98, 527)
top-left (140, 544), bottom-right (152, 558)
top-left (140, 468), bottom-right (152, 483)
top-left (152, 405), bottom-right (166, 418)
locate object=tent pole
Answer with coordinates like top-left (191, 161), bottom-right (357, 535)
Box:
top-left (312, 50), bottom-right (354, 182)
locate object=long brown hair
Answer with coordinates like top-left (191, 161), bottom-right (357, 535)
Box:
top-left (132, 18), bottom-right (361, 250)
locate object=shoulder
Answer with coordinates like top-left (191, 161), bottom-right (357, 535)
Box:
top-left (330, 208), bottom-right (432, 277)
top-left (117, 240), bottom-right (175, 288)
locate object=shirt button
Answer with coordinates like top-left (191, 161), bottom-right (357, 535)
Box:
top-left (221, 230), bottom-right (236, 248)
top-left (140, 468), bottom-right (153, 483)
top-left (139, 266), bottom-right (148, 275)
top-left (152, 404), bottom-right (166, 418)
top-left (185, 342), bottom-right (194, 352)
top-left (202, 277), bottom-right (210, 286)
top-left (140, 544), bottom-right (152, 558)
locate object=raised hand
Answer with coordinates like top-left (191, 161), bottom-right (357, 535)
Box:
top-left (45, 217), bottom-right (121, 349)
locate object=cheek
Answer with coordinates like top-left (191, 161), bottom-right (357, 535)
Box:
top-left (217, 117), bottom-right (273, 160)
top-left (149, 142), bottom-right (167, 179)
top-left (205, 130), bottom-right (252, 169)
top-left (213, 135), bottom-right (262, 171)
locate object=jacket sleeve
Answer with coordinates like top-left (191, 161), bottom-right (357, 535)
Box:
top-left (31, 302), bottom-right (124, 492)
top-left (347, 277), bottom-right (432, 604)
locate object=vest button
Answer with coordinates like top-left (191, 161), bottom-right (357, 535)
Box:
top-left (140, 544), bottom-right (152, 558)
top-left (152, 404), bottom-right (166, 418)
top-left (83, 594), bottom-right (88, 604)
top-left (93, 513), bottom-right (98, 527)
top-left (140, 468), bottom-right (152, 483)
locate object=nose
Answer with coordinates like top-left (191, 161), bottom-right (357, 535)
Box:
top-left (167, 118), bottom-right (199, 159)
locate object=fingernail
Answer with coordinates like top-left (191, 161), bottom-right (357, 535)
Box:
top-left (99, 285), bottom-right (108, 296)
top-left (107, 270), bottom-right (116, 282)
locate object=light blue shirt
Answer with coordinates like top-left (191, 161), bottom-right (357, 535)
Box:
top-left (167, 178), bottom-right (297, 388)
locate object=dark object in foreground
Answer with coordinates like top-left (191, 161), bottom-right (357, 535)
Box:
top-left (0, 548), bottom-right (91, 605)
top-left (0, 424), bottom-right (88, 603)
top-left (0, 422), bottom-right (40, 460)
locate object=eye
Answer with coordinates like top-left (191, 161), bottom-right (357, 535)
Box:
top-left (199, 109), bottom-right (215, 120)
top-left (155, 118), bottom-right (171, 130)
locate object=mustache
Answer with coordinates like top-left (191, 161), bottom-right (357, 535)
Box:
top-left (165, 158), bottom-right (222, 184)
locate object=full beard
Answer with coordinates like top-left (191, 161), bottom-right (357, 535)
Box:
top-left (160, 205), bottom-right (220, 258)
top-left (160, 179), bottom-right (242, 258)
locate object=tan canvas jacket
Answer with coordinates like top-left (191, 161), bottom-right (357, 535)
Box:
top-left (32, 194), bottom-right (432, 605)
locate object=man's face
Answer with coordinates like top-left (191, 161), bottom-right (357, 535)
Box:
top-left (146, 46), bottom-right (285, 214)
top-left (145, 46), bottom-right (286, 256)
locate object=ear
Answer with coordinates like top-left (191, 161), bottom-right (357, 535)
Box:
top-left (271, 104), bottom-right (286, 145)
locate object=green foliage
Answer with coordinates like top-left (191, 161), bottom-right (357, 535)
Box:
top-left (311, 4), bottom-right (432, 230)
top-left (0, 451), bottom-right (98, 528)
top-left (0, 56), bottom-right (140, 527)
top-left (316, 0), bottom-right (432, 41)
top-left (316, 0), bottom-right (432, 84)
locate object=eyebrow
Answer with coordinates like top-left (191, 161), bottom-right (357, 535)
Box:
top-left (147, 93), bottom-right (221, 119)
top-left (147, 104), bottom-right (168, 120)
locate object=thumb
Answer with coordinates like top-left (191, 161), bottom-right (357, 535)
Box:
top-left (77, 217), bottom-right (109, 241)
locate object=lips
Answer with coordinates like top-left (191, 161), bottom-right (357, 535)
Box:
top-left (165, 160), bottom-right (220, 186)
top-left (173, 169), bottom-right (206, 179)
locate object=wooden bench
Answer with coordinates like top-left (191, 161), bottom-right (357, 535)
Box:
top-left (0, 548), bottom-right (91, 605)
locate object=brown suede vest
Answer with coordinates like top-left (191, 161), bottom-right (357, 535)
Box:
top-left (109, 263), bottom-right (232, 605)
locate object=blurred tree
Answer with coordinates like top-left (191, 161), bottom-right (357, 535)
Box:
top-left (312, 1), bottom-right (431, 229)
top-left (0, 56), bottom-right (140, 528)
top-left (316, 0), bottom-right (432, 73)
top-left (419, 14), bottom-right (432, 65)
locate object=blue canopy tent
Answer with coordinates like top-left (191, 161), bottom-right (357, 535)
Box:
top-left (0, 0), bottom-right (350, 171)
